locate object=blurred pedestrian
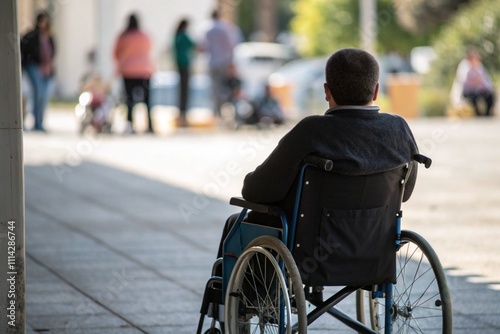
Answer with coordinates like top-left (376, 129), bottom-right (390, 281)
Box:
top-left (173, 18), bottom-right (196, 127)
top-left (113, 13), bottom-right (155, 133)
top-left (450, 48), bottom-right (495, 117)
top-left (21, 11), bottom-right (56, 132)
top-left (203, 10), bottom-right (241, 119)
top-left (254, 85), bottom-right (285, 126)
top-left (224, 63), bottom-right (243, 103)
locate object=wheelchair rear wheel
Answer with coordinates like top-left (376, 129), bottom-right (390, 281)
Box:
top-left (225, 236), bottom-right (307, 334)
top-left (356, 230), bottom-right (452, 333)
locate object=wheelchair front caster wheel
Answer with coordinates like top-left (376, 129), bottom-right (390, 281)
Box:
top-left (203, 329), bottom-right (221, 334)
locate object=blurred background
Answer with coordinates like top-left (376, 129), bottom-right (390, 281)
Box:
top-left (16, 1), bottom-right (500, 332)
top-left (18, 0), bottom-right (500, 124)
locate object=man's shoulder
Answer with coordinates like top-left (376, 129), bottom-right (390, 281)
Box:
top-left (294, 110), bottom-right (410, 132)
top-left (294, 114), bottom-right (323, 126)
top-left (288, 115), bottom-right (326, 134)
top-left (207, 22), bottom-right (225, 33)
top-left (376, 112), bottom-right (412, 129)
top-left (377, 111), bottom-right (404, 119)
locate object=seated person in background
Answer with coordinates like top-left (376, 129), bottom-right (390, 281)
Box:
top-left (80, 73), bottom-right (113, 129)
top-left (217, 48), bottom-right (420, 257)
top-left (253, 84), bottom-right (285, 125)
top-left (450, 48), bottom-right (495, 117)
top-left (223, 63), bottom-right (243, 103)
top-left (81, 73), bottom-right (110, 110)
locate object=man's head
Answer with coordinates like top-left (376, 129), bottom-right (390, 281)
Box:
top-left (324, 48), bottom-right (379, 107)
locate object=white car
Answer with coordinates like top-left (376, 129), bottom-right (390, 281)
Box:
top-left (150, 71), bottom-right (212, 109)
top-left (268, 57), bottom-right (327, 118)
top-left (233, 42), bottom-right (296, 100)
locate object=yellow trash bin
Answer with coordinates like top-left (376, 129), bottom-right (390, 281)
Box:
top-left (386, 74), bottom-right (421, 118)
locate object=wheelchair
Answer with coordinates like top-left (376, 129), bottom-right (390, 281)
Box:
top-left (197, 154), bottom-right (452, 333)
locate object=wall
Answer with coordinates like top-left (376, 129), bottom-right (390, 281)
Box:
top-left (51, 0), bottom-right (96, 98)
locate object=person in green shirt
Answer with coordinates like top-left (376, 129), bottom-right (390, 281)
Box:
top-left (174, 18), bottom-right (196, 127)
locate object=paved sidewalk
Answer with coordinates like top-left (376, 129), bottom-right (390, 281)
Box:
top-left (24, 108), bottom-right (500, 333)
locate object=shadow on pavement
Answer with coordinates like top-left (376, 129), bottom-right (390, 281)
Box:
top-left (24, 161), bottom-right (500, 333)
top-left (25, 161), bottom-right (234, 333)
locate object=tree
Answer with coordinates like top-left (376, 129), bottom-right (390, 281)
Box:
top-left (290, 0), bottom-right (432, 57)
top-left (291, 0), bottom-right (358, 56)
top-left (237, 0), bottom-right (256, 40)
top-left (237, 0), bottom-right (296, 41)
top-left (394, 0), bottom-right (471, 34)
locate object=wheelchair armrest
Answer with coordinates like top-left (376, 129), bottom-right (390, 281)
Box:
top-left (304, 155), bottom-right (333, 171)
top-left (413, 154), bottom-right (432, 168)
top-left (229, 197), bottom-right (282, 217)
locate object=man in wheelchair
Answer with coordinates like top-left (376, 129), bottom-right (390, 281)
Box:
top-left (199, 48), bottom-right (451, 334)
top-left (217, 48), bottom-right (418, 257)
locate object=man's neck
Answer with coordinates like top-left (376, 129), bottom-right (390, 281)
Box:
top-left (329, 101), bottom-right (373, 109)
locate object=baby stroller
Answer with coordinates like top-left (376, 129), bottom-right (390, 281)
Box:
top-left (75, 73), bottom-right (114, 134)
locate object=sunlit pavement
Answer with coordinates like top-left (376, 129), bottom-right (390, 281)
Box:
top-left (24, 107), bottom-right (500, 333)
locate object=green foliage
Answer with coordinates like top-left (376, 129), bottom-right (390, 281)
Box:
top-left (418, 88), bottom-right (450, 117)
top-left (426, 0), bottom-right (500, 88)
top-left (237, 0), bottom-right (256, 40)
top-left (278, 0), bottom-right (297, 32)
top-left (291, 0), bottom-right (358, 56)
top-left (236, 0), bottom-right (297, 41)
top-left (290, 0), bottom-right (433, 57)
top-left (375, 93), bottom-right (392, 113)
top-left (394, 0), bottom-right (471, 34)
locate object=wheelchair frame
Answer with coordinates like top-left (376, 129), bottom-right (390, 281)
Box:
top-left (198, 154), bottom-right (451, 334)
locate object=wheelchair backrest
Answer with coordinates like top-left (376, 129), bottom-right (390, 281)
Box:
top-left (291, 164), bottom-right (407, 287)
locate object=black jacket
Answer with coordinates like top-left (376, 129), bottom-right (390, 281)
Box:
top-left (20, 29), bottom-right (56, 72)
top-left (242, 106), bottom-right (419, 206)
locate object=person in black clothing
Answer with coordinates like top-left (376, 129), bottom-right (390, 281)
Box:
top-left (21, 11), bottom-right (56, 132)
top-left (113, 14), bottom-right (155, 134)
top-left (224, 63), bottom-right (243, 103)
top-left (253, 84), bottom-right (285, 126)
top-left (217, 48), bottom-right (419, 257)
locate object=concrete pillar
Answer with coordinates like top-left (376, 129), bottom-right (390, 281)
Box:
top-left (0, 0), bottom-right (25, 333)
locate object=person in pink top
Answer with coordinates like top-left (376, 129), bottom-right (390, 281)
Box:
top-left (114, 13), bottom-right (155, 133)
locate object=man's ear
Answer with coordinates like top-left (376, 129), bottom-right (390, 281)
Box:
top-left (372, 83), bottom-right (379, 101)
top-left (324, 83), bottom-right (331, 102)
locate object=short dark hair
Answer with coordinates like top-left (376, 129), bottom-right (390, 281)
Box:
top-left (35, 11), bottom-right (50, 28)
top-left (325, 48), bottom-right (379, 106)
top-left (176, 18), bottom-right (189, 34)
top-left (126, 13), bottom-right (139, 32)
